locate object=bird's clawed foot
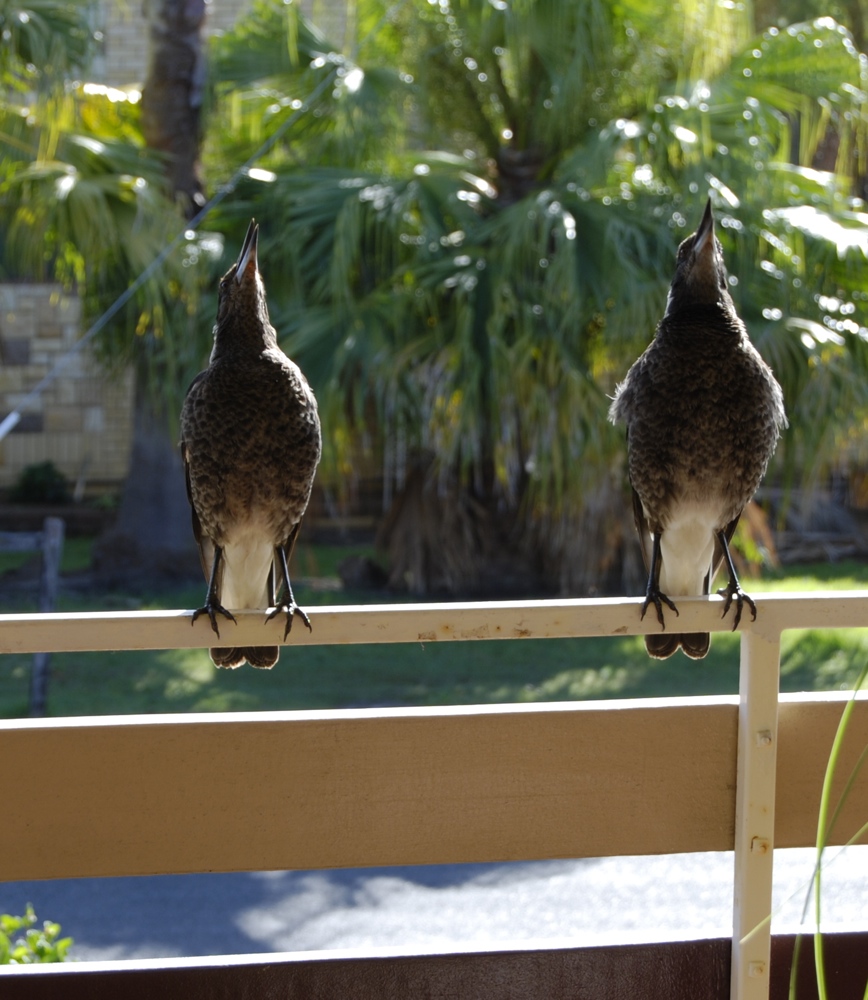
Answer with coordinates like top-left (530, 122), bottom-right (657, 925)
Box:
top-left (717, 581), bottom-right (757, 631)
top-left (266, 601), bottom-right (312, 640)
top-left (641, 586), bottom-right (679, 630)
top-left (192, 546), bottom-right (237, 639)
top-left (641, 531), bottom-right (678, 630)
top-left (715, 529), bottom-right (757, 631)
top-left (269, 540), bottom-right (311, 640)
top-left (191, 600), bottom-right (237, 639)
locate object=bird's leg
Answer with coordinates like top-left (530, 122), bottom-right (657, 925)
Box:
top-left (716, 530), bottom-right (757, 630)
top-left (191, 546), bottom-right (237, 638)
top-left (266, 545), bottom-right (312, 638)
top-left (640, 532), bottom-right (679, 629)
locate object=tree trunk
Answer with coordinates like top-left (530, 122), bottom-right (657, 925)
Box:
top-left (91, 1), bottom-right (209, 585)
top-left (140, 0), bottom-right (207, 218)
top-left (92, 392), bottom-right (199, 584)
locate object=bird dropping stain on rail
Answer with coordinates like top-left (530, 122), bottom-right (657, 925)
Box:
top-left (460, 625), bottom-right (491, 639)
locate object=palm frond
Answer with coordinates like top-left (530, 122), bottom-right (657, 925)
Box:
top-left (195, 1), bottom-right (868, 591)
top-left (0, 0), bottom-right (95, 82)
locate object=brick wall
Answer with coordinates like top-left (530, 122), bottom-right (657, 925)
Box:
top-left (0, 286), bottom-right (133, 493)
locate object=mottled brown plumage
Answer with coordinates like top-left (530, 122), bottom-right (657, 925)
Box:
top-left (609, 199), bottom-right (786, 659)
top-left (180, 220), bottom-right (321, 668)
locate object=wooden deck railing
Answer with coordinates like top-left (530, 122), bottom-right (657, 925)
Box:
top-left (0, 592), bottom-right (867, 1000)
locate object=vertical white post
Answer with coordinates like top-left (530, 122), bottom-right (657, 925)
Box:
top-left (29, 517), bottom-right (65, 718)
top-left (731, 628), bottom-right (782, 1000)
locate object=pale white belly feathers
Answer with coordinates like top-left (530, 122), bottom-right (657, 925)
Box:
top-left (656, 499), bottom-right (720, 597)
top-left (219, 513), bottom-right (274, 610)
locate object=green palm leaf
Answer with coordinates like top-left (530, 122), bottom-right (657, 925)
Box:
top-left (204, 0), bottom-right (868, 591)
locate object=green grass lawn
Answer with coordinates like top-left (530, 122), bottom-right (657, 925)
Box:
top-left (0, 535), bottom-right (95, 576)
top-left (0, 545), bottom-right (866, 718)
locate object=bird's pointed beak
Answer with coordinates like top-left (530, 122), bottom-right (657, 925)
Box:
top-left (693, 199), bottom-right (715, 258)
top-left (234, 220), bottom-right (259, 284)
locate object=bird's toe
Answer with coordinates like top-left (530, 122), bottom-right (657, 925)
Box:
top-left (266, 602), bottom-right (312, 640)
top-left (192, 602), bottom-right (237, 639)
top-left (641, 588), bottom-right (679, 630)
top-left (718, 584), bottom-right (757, 631)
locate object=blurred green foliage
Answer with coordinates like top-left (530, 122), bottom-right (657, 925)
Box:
top-left (8, 462), bottom-right (72, 505)
top-left (203, 0), bottom-right (868, 590)
top-left (3, 1), bottom-right (868, 590)
top-left (0, 905), bottom-right (72, 965)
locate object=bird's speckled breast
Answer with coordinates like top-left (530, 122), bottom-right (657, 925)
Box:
top-left (181, 347), bottom-right (322, 546)
top-left (616, 314), bottom-right (784, 531)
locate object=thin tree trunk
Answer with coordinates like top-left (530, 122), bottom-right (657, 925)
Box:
top-left (140, 0), bottom-right (207, 218)
top-left (93, 393), bottom-right (199, 583)
top-left (91, 1), bottom-right (208, 584)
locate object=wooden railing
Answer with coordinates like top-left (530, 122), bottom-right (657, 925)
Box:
top-left (0, 592), bottom-right (867, 999)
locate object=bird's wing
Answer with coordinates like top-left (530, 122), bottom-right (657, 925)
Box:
top-left (180, 371), bottom-right (217, 583)
top-left (631, 485), bottom-right (654, 573)
top-left (180, 437), bottom-right (215, 584)
top-left (625, 426), bottom-right (654, 572)
top-left (706, 515), bottom-right (740, 594)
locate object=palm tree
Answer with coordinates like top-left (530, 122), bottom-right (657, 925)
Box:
top-left (140, 0), bottom-right (207, 217)
top-left (205, 0), bottom-right (868, 595)
top-left (0, 0), bottom-right (94, 80)
top-left (0, 1), bottom-right (212, 574)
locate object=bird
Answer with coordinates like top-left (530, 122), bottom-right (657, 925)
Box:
top-left (608, 199), bottom-right (786, 659)
top-left (180, 219), bottom-right (322, 669)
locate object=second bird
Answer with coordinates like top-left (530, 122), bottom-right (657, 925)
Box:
top-left (180, 220), bottom-right (322, 669)
top-left (609, 199), bottom-right (786, 659)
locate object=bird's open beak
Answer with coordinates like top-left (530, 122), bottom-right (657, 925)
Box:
top-left (234, 220), bottom-right (259, 284)
top-left (692, 199), bottom-right (715, 259)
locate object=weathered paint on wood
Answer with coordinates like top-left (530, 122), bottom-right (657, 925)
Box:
top-left (0, 590), bottom-right (865, 654)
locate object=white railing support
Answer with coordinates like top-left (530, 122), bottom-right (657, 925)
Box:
top-left (731, 628), bottom-right (783, 1000)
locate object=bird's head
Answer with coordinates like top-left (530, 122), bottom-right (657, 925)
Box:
top-left (211, 220), bottom-right (276, 356)
top-left (663, 199), bottom-right (735, 319)
top-left (216, 219), bottom-right (265, 318)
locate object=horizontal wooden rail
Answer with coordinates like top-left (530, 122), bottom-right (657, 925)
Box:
top-left (1, 693), bottom-right (865, 881)
top-left (0, 590), bottom-right (866, 654)
top-left (2, 591), bottom-right (866, 1000)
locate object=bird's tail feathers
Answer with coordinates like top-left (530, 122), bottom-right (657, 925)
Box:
top-left (645, 632), bottom-right (710, 660)
top-left (679, 632), bottom-right (710, 659)
top-left (211, 646), bottom-right (279, 669)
